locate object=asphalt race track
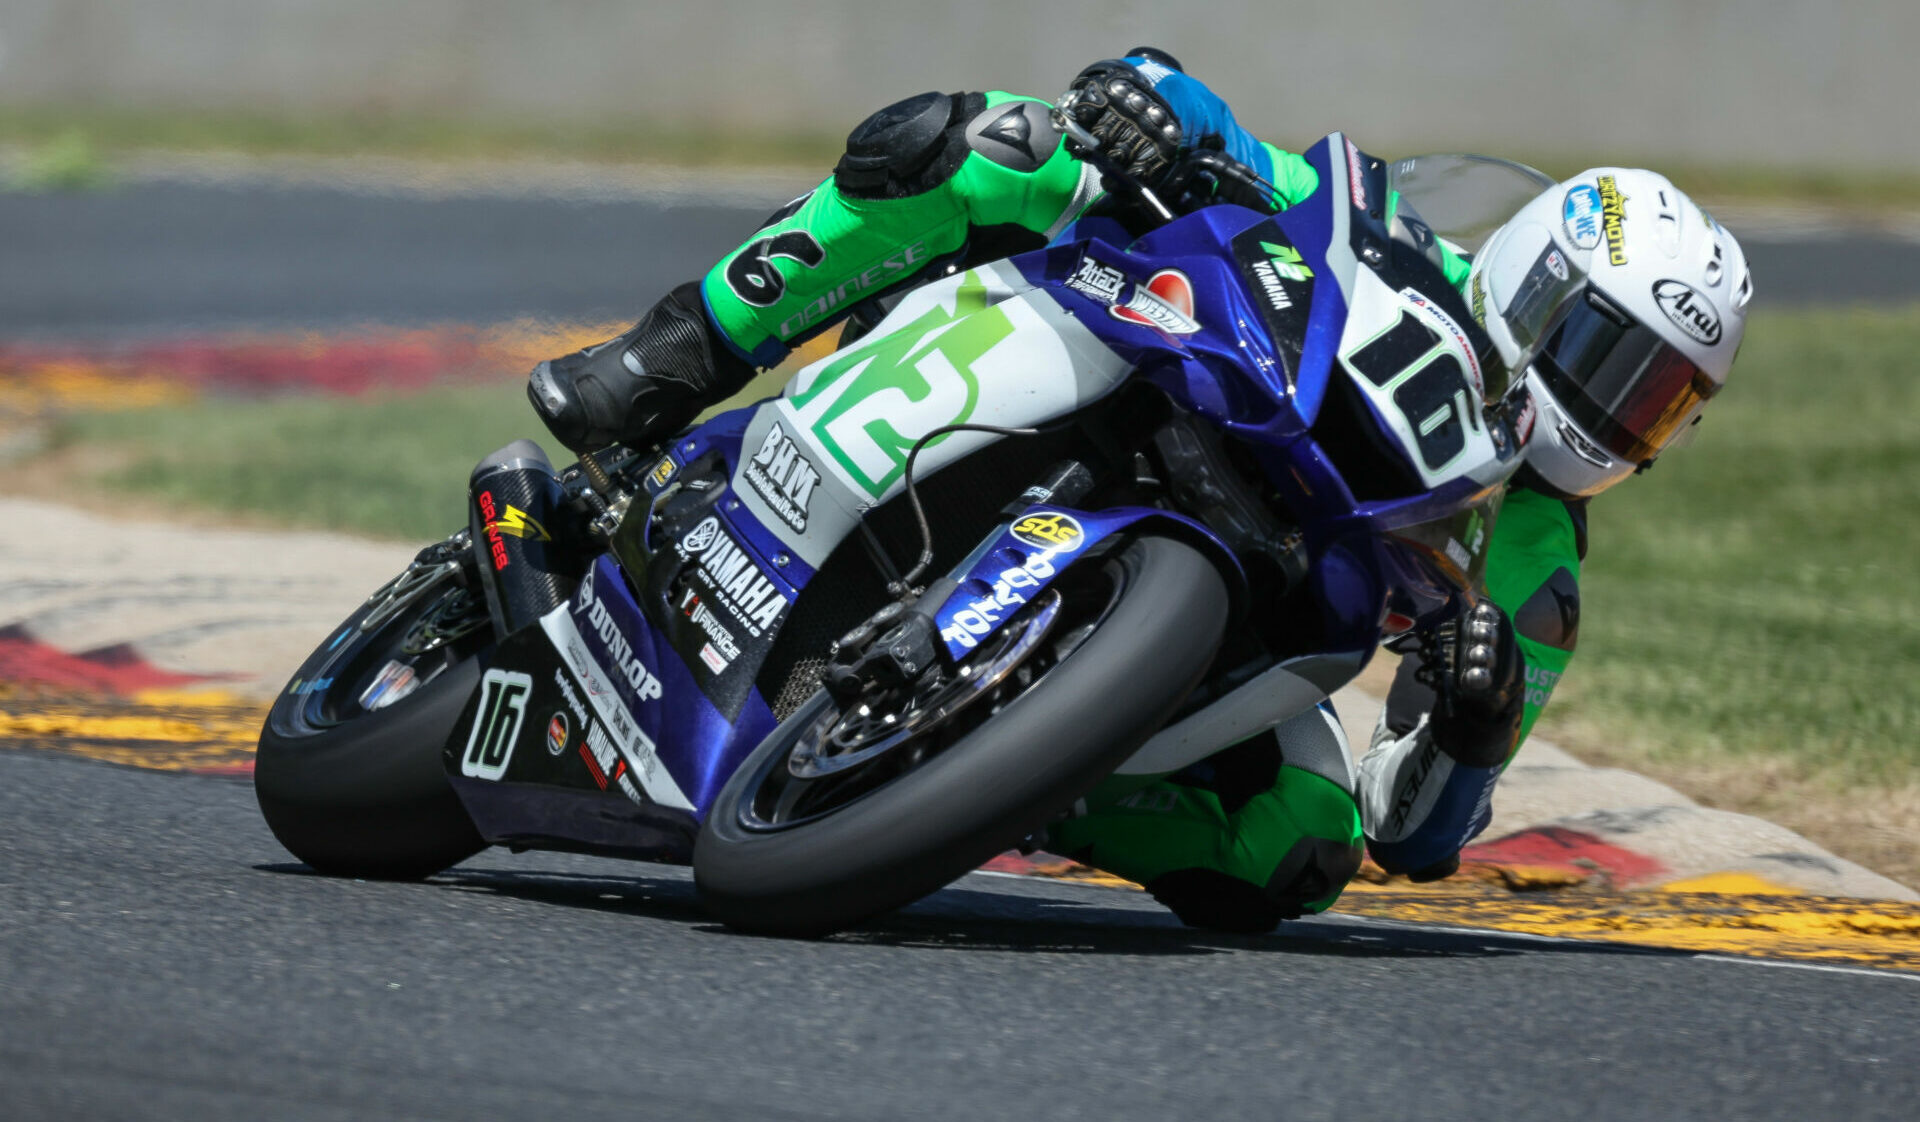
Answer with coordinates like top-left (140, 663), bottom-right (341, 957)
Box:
top-left (5, 179), bottom-right (1919, 1119)
top-left (3, 749), bottom-right (1915, 1121)
top-left (1, 180), bottom-right (1914, 337)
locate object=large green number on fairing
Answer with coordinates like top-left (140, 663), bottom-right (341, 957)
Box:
top-left (786, 271), bottom-right (1015, 498)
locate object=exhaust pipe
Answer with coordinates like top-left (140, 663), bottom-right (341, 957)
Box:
top-left (469, 439), bottom-right (570, 640)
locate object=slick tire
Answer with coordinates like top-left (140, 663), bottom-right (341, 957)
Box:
top-left (255, 608), bottom-right (488, 881)
top-left (694, 535), bottom-right (1228, 936)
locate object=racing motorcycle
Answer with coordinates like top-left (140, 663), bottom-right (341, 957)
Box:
top-left (254, 135), bottom-right (1549, 936)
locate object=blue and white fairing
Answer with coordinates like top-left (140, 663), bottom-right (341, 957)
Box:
top-left (447, 132), bottom-right (1522, 856)
top-left (939, 132), bottom-right (1523, 668)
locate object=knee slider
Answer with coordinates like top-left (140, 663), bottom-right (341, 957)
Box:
top-left (1148, 836), bottom-right (1363, 934)
top-left (835, 91), bottom-right (960, 197)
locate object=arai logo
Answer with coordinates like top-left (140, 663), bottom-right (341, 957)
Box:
top-left (1110, 269), bottom-right (1200, 335)
top-left (1652, 279), bottom-right (1722, 345)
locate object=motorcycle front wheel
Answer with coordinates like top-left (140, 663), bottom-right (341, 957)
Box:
top-left (254, 538), bottom-right (492, 879)
top-left (693, 534), bottom-right (1228, 936)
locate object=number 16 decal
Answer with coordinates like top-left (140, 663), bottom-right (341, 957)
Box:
top-left (462, 669), bottom-right (532, 781)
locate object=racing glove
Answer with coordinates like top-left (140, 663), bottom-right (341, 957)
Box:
top-left (1422, 597), bottom-right (1526, 767)
top-left (1059, 57), bottom-right (1184, 186)
top-left (1357, 598), bottom-right (1525, 881)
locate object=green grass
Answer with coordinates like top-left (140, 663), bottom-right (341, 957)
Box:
top-left (0, 103), bottom-right (843, 170)
top-left (1552, 305), bottom-right (1920, 788)
top-left (45, 308), bottom-right (1920, 790)
top-left (54, 383), bottom-right (543, 541)
top-left (49, 366), bottom-right (791, 542)
top-left (6, 103), bottom-right (1918, 210)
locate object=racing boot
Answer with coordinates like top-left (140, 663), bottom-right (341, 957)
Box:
top-left (527, 281), bottom-right (757, 454)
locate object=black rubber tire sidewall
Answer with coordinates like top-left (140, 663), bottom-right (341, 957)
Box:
top-left (254, 650), bottom-right (486, 880)
top-left (693, 535), bottom-right (1228, 935)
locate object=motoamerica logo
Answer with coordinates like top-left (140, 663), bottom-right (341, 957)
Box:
top-left (572, 569), bottom-right (664, 703)
top-left (743, 422), bottom-right (820, 532)
top-left (678, 516), bottom-right (787, 637)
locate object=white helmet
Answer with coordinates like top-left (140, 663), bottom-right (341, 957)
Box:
top-left (1466, 168), bottom-right (1754, 496)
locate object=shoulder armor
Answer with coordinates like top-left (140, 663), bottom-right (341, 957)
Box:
top-left (963, 99), bottom-right (1061, 173)
top-left (836, 91), bottom-right (954, 194)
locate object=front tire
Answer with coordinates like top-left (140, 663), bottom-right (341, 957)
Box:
top-left (693, 535), bottom-right (1229, 936)
top-left (255, 548), bottom-right (491, 879)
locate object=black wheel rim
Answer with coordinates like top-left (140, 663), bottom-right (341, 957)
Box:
top-left (733, 553), bottom-right (1129, 834)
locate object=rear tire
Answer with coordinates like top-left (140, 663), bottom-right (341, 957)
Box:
top-left (693, 535), bottom-right (1228, 936)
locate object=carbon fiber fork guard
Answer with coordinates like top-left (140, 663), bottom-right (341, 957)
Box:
top-left (468, 439), bottom-right (571, 641)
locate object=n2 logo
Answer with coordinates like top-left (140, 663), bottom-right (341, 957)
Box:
top-left (725, 231), bottom-right (826, 307)
top-left (461, 669), bottom-right (532, 781)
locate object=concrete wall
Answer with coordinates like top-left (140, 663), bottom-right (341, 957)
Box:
top-left (2, 0), bottom-right (1914, 170)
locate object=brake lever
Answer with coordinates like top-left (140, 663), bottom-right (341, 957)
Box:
top-left (1050, 102), bottom-right (1175, 223)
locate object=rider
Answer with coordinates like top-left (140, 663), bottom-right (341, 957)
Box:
top-left (527, 52), bottom-right (1753, 932)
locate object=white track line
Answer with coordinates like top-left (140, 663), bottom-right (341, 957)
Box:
top-left (1691, 954), bottom-right (1920, 984)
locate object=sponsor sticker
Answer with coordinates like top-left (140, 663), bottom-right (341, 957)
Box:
top-left (742, 422), bottom-right (820, 533)
top-left (1344, 137), bottom-right (1369, 211)
top-left (648, 456), bottom-right (677, 488)
top-left (1562, 184), bottom-right (1603, 250)
top-left (1512, 394), bottom-right (1538, 445)
top-left (358, 660), bottom-right (418, 711)
top-left (1110, 269), bottom-right (1200, 335)
top-left (679, 586), bottom-right (743, 663)
top-left (540, 599), bottom-right (693, 810)
top-left (572, 566), bottom-right (666, 705)
top-left (1246, 241), bottom-right (1313, 314)
top-left (579, 723), bottom-right (623, 791)
top-left (486, 503), bottom-right (549, 541)
top-left (1544, 249), bottom-right (1570, 283)
top-left (1652, 279), bottom-right (1723, 345)
top-left (545, 711), bottom-right (570, 755)
top-left (1230, 222), bottom-right (1315, 377)
top-left (476, 490), bottom-right (512, 571)
top-left (1399, 287), bottom-right (1484, 397)
top-left (1065, 255), bottom-right (1126, 304)
top-left (1597, 174), bottom-right (1630, 266)
top-left (552, 667), bottom-right (589, 728)
top-left (940, 551), bottom-right (1059, 650)
top-left (773, 238), bottom-right (929, 336)
top-left (1009, 511), bottom-right (1085, 552)
top-left (699, 643), bottom-right (729, 674)
top-left (676, 516), bottom-right (789, 639)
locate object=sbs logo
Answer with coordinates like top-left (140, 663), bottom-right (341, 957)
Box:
top-left (1010, 512), bottom-right (1084, 552)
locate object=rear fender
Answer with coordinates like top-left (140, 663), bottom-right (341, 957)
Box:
top-left (933, 504), bottom-right (1244, 659)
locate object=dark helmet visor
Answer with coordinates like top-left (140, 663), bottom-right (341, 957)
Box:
top-left (1533, 290), bottom-right (1718, 464)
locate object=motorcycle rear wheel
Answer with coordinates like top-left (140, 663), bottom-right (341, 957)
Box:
top-left (254, 545), bottom-right (491, 879)
top-left (693, 534), bottom-right (1228, 936)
